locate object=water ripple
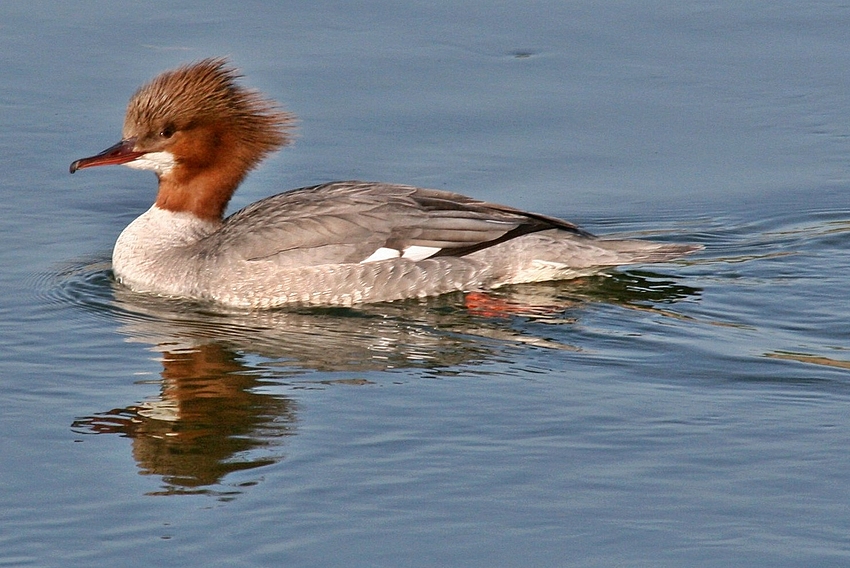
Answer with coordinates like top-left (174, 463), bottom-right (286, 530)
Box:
top-left (37, 249), bottom-right (706, 376)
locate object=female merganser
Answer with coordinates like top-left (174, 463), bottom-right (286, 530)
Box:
top-left (70, 58), bottom-right (700, 309)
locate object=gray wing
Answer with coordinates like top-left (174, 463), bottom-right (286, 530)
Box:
top-left (205, 181), bottom-right (593, 268)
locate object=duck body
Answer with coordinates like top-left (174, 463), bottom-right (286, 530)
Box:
top-left (71, 59), bottom-right (699, 309)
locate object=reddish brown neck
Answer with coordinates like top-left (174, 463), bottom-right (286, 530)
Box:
top-left (154, 169), bottom-right (242, 222)
top-left (153, 124), bottom-right (253, 222)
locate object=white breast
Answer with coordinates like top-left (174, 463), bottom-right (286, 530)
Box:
top-left (112, 205), bottom-right (219, 296)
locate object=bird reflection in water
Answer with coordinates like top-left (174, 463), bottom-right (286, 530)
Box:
top-left (73, 342), bottom-right (296, 497)
top-left (69, 269), bottom-right (700, 497)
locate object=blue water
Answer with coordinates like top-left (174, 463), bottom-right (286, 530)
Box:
top-left (2, 2), bottom-right (849, 567)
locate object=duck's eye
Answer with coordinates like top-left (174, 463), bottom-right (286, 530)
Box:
top-left (159, 124), bottom-right (176, 139)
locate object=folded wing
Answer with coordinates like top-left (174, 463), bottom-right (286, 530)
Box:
top-left (208, 181), bottom-right (593, 268)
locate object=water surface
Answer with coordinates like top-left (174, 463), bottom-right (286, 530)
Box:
top-left (2, 2), bottom-right (849, 567)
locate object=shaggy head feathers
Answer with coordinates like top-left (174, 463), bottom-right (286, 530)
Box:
top-left (123, 58), bottom-right (294, 171)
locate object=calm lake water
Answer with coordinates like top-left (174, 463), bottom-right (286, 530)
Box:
top-left (2, 1), bottom-right (849, 567)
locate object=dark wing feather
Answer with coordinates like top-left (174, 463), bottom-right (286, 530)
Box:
top-left (205, 181), bottom-right (593, 267)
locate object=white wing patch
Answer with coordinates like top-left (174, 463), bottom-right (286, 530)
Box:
top-left (360, 245), bottom-right (442, 264)
top-left (401, 245), bottom-right (441, 261)
top-left (361, 247), bottom-right (401, 264)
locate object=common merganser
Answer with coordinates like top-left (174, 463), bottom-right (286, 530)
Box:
top-left (70, 58), bottom-right (700, 309)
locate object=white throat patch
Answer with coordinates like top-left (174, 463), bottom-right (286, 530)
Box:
top-left (124, 151), bottom-right (176, 176)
